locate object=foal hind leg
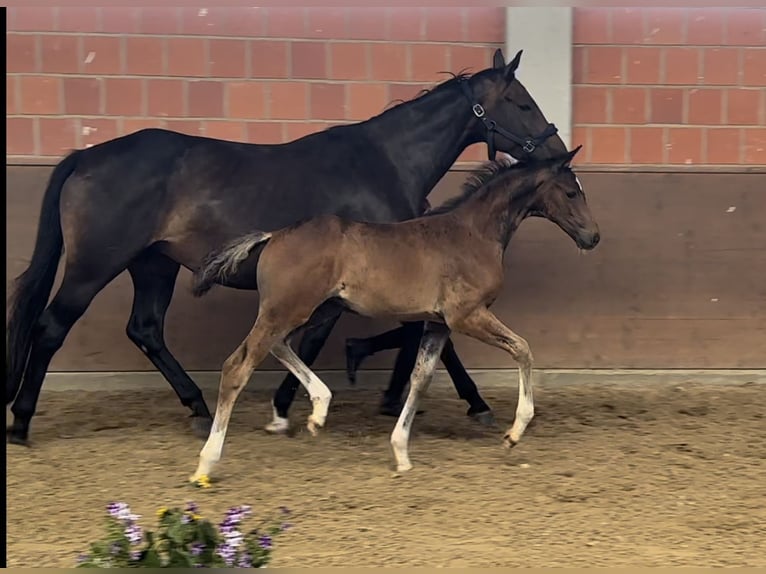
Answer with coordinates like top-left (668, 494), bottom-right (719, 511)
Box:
top-left (450, 308), bottom-right (534, 448)
top-left (8, 271), bottom-right (116, 445)
top-left (126, 251), bottom-right (212, 437)
top-left (270, 342), bottom-right (333, 436)
top-left (390, 322), bottom-right (450, 472)
top-left (191, 319), bottom-right (281, 483)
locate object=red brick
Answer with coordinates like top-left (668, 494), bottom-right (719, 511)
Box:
top-left (38, 117), bottom-right (79, 156)
top-left (706, 128), bottom-right (742, 164)
top-left (11, 8), bottom-right (55, 31)
top-left (663, 48), bottom-right (701, 85)
top-left (125, 37), bottom-right (165, 76)
top-left (7, 34), bottom-right (37, 74)
top-left (743, 49), bottom-right (766, 86)
top-left (389, 83), bottom-right (431, 104)
top-left (450, 45), bottom-right (493, 75)
top-left (63, 77), bottom-right (102, 116)
top-left (20, 76), bottom-right (61, 115)
top-left (180, 7), bottom-right (226, 35)
top-left (667, 128), bottom-right (703, 164)
top-left (203, 120), bottom-right (246, 143)
top-left (387, 8), bottom-right (425, 42)
top-left (457, 144), bottom-right (487, 164)
top-left (611, 8), bottom-right (645, 44)
top-left (246, 121), bottom-right (284, 144)
top-left (347, 83), bottom-right (389, 121)
top-left (268, 82), bottom-right (308, 120)
top-left (139, 7), bottom-right (180, 35)
top-left (573, 8), bottom-right (611, 45)
top-left (687, 88), bottom-right (723, 125)
top-left (226, 82), bottom-right (266, 120)
top-left (101, 7), bottom-right (140, 34)
top-left (686, 9), bottom-right (726, 45)
top-left (105, 78), bottom-right (145, 116)
top-left (702, 48), bottom-right (741, 86)
top-left (219, 7), bottom-right (265, 37)
top-left (465, 8), bottom-right (504, 43)
top-left (347, 8), bottom-right (387, 40)
top-left (187, 81), bottom-right (224, 118)
top-left (625, 47), bottom-right (661, 85)
top-left (744, 128), bottom-right (766, 164)
top-left (330, 43), bottom-right (369, 81)
top-left (291, 42), bottom-right (327, 79)
top-left (167, 38), bottom-right (207, 77)
top-left (589, 127), bottom-right (627, 164)
top-left (726, 9), bottom-right (766, 46)
top-left (264, 7), bottom-right (306, 37)
top-left (572, 47), bottom-right (587, 84)
top-left (727, 89), bottom-right (761, 125)
top-left (643, 8), bottom-right (686, 45)
top-left (371, 43), bottom-right (408, 81)
top-left (284, 121), bottom-right (325, 142)
top-left (163, 119), bottom-right (201, 136)
top-left (650, 88), bottom-right (684, 124)
top-left (250, 40), bottom-right (289, 79)
top-left (7, 76), bottom-right (18, 115)
top-left (81, 36), bottom-right (123, 76)
top-left (424, 8), bottom-right (464, 42)
top-left (7, 117), bottom-right (36, 156)
top-left (306, 8), bottom-right (346, 39)
top-left (146, 79), bottom-right (185, 117)
top-left (629, 127), bottom-right (664, 164)
top-left (81, 118), bottom-right (119, 148)
top-left (612, 87), bottom-right (647, 124)
top-left (310, 83), bottom-right (346, 120)
top-left (40, 35), bottom-right (79, 74)
top-left (572, 86), bottom-right (609, 124)
top-left (410, 44), bottom-right (449, 82)
top-left (57, 7), bottom-right (100, 32)
top-left (585, 46), bottom-right (624, 84)
top-left (208, 39), bottom-right (247, 78)
top-left (123, 118), bottom-right (166, 135)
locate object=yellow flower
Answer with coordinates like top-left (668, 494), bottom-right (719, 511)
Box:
top-left (191, 513), bottom-right (203, 521)
top-left (156, 507), bottom-right (169, 518)
top-left (194, 475), bottom-right (212, 489)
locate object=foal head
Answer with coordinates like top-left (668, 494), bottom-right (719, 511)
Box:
top-left (527, 146), bottom-right (601, 250)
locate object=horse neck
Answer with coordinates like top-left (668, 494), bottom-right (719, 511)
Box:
top-left (365, 84), bottom-right (479, 210)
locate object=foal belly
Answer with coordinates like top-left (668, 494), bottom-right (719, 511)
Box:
top-left (337, 277), bottom-right (442, 323)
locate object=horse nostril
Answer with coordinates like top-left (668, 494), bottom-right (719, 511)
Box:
top-left (592, 232), bottom-right (601, 246)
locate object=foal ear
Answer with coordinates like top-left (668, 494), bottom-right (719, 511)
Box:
top-left (554, 145), bottom-right (583, 171)
top-left (492, 48), bottom-right (506, 69)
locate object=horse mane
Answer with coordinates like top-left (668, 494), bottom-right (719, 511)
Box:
top-left (383, 70), bottom-right (476, 111)
top-left (425, 157), bottom-right (537, 216)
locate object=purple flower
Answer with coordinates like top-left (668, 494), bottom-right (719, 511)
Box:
top-left (190, 542), bottom-right (205, 557)
top-left (130, 550), bottom-right (142, 561)
top-left (224, 529), bottom-right (244, 548)
top-left (259, 535), bottom-right (273, 550)
top-left (109, 542), bottom-right (121, 556)
top-left (218, 521), bottom-right (235, 535)
top-left (279, 506), bottom-right (291, 515)
top-left (106, 502), bottom-right (129, 519)
top-left (238, 553), bottom-right (253, 568)
top-left (181, 514), bottom-right (191, 525)
top-left (280, 522), bottom-right (293, 532)
top-left (240, 505), bottom-right (252, 517)
top-left (185, 501), bottom-right (199, 513)
top-left (216, 543), bottom-right (236, 566)
top-left (125, 523), bottom-right (143, 545)
top-left (76, 554), bottom-right (89, 564)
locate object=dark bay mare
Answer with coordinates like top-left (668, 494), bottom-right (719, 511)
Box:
top-left (6, 49), bottom-right (566, 446)
top-left (187, 147), bottom-right (600, 481)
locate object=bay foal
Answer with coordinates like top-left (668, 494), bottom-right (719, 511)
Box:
top-left (189, 146), bottom-right (599, 481)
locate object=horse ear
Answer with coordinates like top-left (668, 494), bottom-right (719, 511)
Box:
top-left (492, 48), bottom-right (506, 69)
top-left (506, 49), bottom-right (523, 75)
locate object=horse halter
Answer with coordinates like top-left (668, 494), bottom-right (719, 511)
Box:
top-left (459, 79), bottom-right (559, 161)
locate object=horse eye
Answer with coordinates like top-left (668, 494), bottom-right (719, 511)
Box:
top-left (518, 104), bottom-right (531, 111)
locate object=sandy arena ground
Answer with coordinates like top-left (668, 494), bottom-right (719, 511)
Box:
top-left (6, 374), bottom-right (766, 567)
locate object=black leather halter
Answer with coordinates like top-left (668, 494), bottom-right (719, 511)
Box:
top-left (459, 78), bottom-right (559, 161)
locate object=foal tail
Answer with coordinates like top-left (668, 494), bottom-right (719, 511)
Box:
top-left (6, 150), bottom-right (80, 404)
top-left (191, 231), bottom-right (273, 298)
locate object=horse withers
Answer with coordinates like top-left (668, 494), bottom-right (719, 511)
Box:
top-left (188, 146), bottom-right (599, 481)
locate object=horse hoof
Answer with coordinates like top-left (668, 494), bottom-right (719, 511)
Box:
top-left (190, 415), bottom-right (213, 438)
top-left (503, 433), bottom-right (518, 449)
top-left (469, 410), bottom-right (498, 427)
top-left (264, 421), bottom-right (290, 435)
top-left (6, 427), bottom-right (30, 447)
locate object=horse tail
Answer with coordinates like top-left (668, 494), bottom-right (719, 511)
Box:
top-left (191, 231), bottom-right (273, 298)
top-left (7, 150), bottom-right (80, 404)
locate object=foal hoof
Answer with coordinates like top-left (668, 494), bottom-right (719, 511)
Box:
top-left (378, 403), bottom-right (425, 418)
top-left (190, 415), bottom-right (213, 438)
top-left (503, 433), bottom-right (518, 449)
top-left (468, 410), bottom-right (498, 427)
top-left (306, 418), bottom-right (324, 437)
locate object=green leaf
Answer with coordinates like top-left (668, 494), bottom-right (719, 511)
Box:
top-left (141, 548), bottom-right (164, 568)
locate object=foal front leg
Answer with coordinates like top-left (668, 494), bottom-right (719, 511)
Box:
top-left (451, 308), bottom-right (534, 448)
top-left (390, 322), bottom-right (450, 472)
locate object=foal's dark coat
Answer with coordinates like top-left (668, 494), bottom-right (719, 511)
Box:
top-left (6, 49), bottom-right (565, 445)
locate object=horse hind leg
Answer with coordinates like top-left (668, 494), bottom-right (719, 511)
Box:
top-left (126, 250), bottom-right (212, 438)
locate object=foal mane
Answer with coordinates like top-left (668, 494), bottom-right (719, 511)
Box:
top-left (425, 157), bottom-right (536, 217)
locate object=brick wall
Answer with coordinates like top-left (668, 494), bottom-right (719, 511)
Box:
top-left (6, 7), bottom-right (766, 166)
top-left (6, 6), bottom-right (504, 163)
top-left (572, 7), bottom-right (766, 165)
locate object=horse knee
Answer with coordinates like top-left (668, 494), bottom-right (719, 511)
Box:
top-left (126, 316), bottom-right (164, 354)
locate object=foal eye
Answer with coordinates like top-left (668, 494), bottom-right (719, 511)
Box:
top-left (566, 189), bottom-right (577, 198)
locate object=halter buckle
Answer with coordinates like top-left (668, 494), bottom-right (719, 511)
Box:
top-left (522, 140), bottom-right (536, 153)
top-left (472, 104), bottom-right (485, 118)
